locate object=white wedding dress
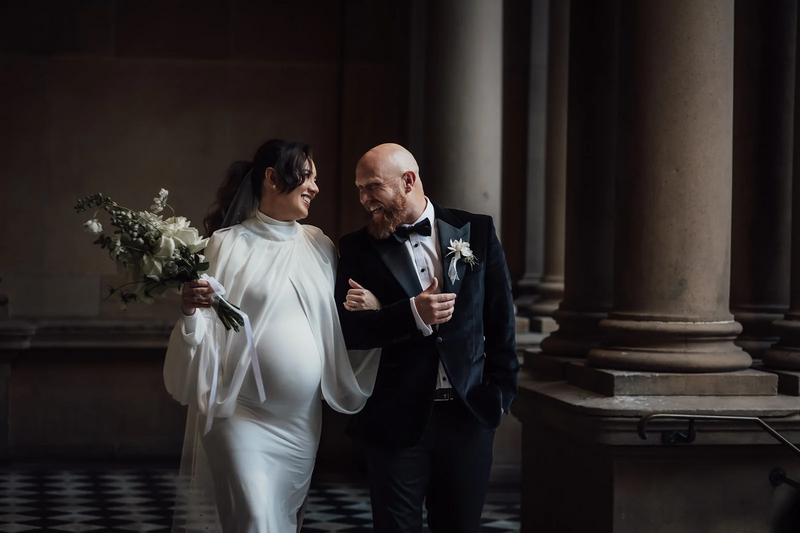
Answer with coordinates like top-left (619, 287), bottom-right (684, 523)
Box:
top-left (163, 211), bottom-right (380, 533)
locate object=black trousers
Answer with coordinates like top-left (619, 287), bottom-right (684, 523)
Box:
top-left (363, 397), bottom-right (495, 533)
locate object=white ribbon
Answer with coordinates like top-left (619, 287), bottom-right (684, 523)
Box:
top-left (447, 256), bottom-right (459, 285)
top-left (200, 273), bottom-right (267, 434)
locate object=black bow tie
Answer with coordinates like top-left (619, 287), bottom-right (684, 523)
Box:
top-left (393, 218), bottom-right (432, 243)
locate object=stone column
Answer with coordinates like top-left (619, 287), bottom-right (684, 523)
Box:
top-left (538, 0), bottom-right (619, 358)
top-left (423, 0), bottom-right (503, 234)
top-left (587, 0), bottom-right (752, 373)
top-left (764, 5), bottom-right (800, 371)
top-left (526, 0), bottom-right (568, 330)
top-left (515, 0), bottom-right (549, 309)
top-left (730, 0), bottom-right (796, 359)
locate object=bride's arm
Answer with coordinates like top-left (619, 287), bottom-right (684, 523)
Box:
top-left (163, 229), bottom-right (230, 403)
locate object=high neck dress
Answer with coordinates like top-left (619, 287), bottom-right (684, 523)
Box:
top-left (164, 211), bottom-right (380, 533)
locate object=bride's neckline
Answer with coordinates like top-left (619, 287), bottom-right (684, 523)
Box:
top-left (242, 209), bottom-right (301, 241)
top-left (255, 209), bottom-right (295, 226)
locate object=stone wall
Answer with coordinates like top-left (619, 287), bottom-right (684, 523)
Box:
top-left (0, 0), bottom-right (410, 319)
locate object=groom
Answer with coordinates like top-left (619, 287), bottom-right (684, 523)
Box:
top-left (334, 143), bottom-right (519, 532)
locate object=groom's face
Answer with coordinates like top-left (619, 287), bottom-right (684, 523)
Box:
top-left (356, 169), bottom-right (408, 240)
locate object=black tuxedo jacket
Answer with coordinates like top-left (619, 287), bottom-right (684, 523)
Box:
top-left (335, 203), bottom-right (519, 448)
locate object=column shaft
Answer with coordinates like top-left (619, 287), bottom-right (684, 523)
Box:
top-left (764, 4), bottom-right (800, 371)
top-left (527, 0), bottom-right (568, 319)
top-left (423, 0), bottom-right (503, 233)
top-left (516, 0), bottom-right (549, 306)
top-left (731, 0), bottom-right (796, 359)
top-left (539, 0), bottom-right (618, 357)
top-left (587, 0), bottom-right (751, 373)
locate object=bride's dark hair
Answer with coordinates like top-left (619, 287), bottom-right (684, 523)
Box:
top-left (204, 139), bottom-right (313, 236)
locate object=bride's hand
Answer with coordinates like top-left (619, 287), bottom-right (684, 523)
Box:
top-left (344, 278), bottom-right (381, 311)
top-left (181, 280), bottom-right (214, 315)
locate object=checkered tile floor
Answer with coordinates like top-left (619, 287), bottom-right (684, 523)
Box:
top-left (0, 464), bottom-right (519, 532)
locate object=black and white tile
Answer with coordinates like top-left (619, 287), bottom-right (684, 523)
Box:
top-left (0, 465), bottom-right (519, 532)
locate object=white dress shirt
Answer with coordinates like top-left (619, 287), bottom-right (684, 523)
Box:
top-left (405, 199), bottom-right (452, 391)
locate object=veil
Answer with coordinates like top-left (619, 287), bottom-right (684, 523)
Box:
top-left (220, 169), bottom-right (258, 230)
top-left (172, 168), bottom-right (262, 533)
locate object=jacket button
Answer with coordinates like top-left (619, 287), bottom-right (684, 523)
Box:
top-left (437, 337), bottom-right (443, 344)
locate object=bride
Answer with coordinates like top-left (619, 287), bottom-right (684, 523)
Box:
top-left (163, 139), bottom-right (380, 533)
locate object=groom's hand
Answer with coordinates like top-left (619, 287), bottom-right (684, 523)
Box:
top-left (413, 278), bottom-right (456, 325)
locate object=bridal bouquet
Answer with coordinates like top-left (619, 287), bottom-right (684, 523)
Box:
top-left (75, 190), bottom-right (245, 331)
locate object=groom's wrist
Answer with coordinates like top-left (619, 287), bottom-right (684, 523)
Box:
top-left (409, 298), bottom-right (433, 336)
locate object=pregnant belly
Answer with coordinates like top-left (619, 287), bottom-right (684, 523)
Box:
top-left (238, 310), bottom-right (323, 415)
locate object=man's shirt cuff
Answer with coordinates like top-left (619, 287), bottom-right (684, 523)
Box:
top-left (409, 298), bottom-right (433, 337)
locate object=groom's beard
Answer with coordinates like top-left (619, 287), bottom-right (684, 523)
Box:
top-left (367, 193), bottom-right (408, 240)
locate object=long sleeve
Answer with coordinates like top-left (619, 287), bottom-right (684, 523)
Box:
top-left (335, 236), bottom-right (421, 350)
top-left (163, 310), bottom-right (209, 405)
top-left (162, 230), bottom-right (226, 407)
top-left (301, 227), bottom-right (381, 414)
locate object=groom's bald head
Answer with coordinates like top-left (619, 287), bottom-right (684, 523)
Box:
top-left (357, 143), bottom-right (420, 181)
top-left (356, 143), bottom-right (427, 236)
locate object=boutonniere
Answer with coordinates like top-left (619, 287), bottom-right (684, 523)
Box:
top-left (445, 239), bottom-right (478, 283)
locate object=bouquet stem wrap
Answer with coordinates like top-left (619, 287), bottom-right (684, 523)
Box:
top-left (201, 273), bottom-right (266, 434)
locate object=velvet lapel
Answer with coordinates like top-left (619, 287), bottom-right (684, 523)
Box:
top-left (369, 236), bottom-right (424, 299)
top-left (434, 205), bottom-right (470, 297)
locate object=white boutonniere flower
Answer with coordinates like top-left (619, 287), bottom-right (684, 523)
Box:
top-left (445, 239), bottom-right (478, 284)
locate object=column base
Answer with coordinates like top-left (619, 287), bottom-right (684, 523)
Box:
top-left (733, 310), bottom-right (785, 359)
top-left (513, 294), bottom-right (536, 310)
top-left (735, 337), bottom-right (777, 359)
top-left (512, 378), bottom-right (800, 533)
top-left (516, 273), bottom-right (542, 294)
top-left (529, 316), bottom-right (558, 333)
top-left (523, 349), bottom-right (574, 380)
top-left (540, 308), bottom-right (607, 357)
top-left (588, 317), bottom-right (752, 373)
top-left (567, 364), bottom-right (776, 397)
top-left (763, 317), bottom-right (800, 371)
top-left (525, 278), bottom-right (563, 317)
top-left (755, 363), bottom-right (800, 396)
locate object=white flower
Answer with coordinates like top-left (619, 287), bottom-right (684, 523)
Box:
top-left (150, 188), bottom-right (169, 213)
top-left (154, 235), bottom-right (177, 259)
top-left (188, 237), bottom-right (209, 253)
top-left (83, 219), bottom-right (103, 235)
top-left (446, 239), bottom-right (475, 261)
top-left (161, 216), bottom-right (208, 252)
top-left (445, 239), bottom-right (478, 284)
top-left (142, 254), bottom-right (164, 281)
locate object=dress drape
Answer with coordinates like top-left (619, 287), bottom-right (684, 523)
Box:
top-left (164, 211), bottom-right (380, 533)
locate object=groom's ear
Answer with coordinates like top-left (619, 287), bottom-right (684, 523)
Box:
top-left (401, 171), bottom-right (417, 193)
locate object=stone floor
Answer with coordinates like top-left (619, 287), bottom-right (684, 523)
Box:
top-left (0, 462), bottom-right (520, 532)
